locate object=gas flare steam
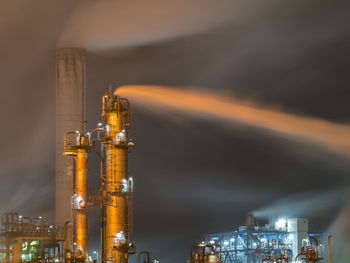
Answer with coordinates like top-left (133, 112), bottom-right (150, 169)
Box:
top-left (116, 85), bottom-right (350, 156)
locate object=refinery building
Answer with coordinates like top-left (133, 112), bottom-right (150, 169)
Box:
top-left (0, 48), bottom-right (328, 263)
top-left (189, 215), bottom-right (325, 263)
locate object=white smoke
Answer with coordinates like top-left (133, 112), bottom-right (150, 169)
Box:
top-left (58, 0), bottom-right (264, 51)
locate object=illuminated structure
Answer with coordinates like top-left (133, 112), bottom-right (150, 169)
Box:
top-left (100, 89), bottom-right (134, 263)
top-left (190, 215), bottom-right (323, 263)
top-left (64, 121), bottom-right (92, 259)
top-left (0, 212), bottom-right (65, 263)
top-left (0, 86), bottom-right (135, 263)
top-left (63, 87), bottom-right (135, 263)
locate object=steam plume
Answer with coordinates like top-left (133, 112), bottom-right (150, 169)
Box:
top-left (116, 85), bottom-right (350, 156)
top-left (58, 0), bottom-right (255, 51)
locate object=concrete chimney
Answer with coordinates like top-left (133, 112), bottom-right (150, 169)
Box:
top-left (56, 48), bottom-right (86, 226)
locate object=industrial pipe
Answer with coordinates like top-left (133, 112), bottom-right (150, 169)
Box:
top-left (328, 235), bottom-right (332, 263)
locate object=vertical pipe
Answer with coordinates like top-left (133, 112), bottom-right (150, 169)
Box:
top-left (328, 235), bottom-right (332, 263)
top-left (75, 148), bottom-right (88, 257)
top-left (101, 157), bottom-right (106, 263)
top-left (56, 48), bottom-right (86, 227)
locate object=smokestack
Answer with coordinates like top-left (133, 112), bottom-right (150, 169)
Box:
top-left (56, 48), bottom-right (86, 226)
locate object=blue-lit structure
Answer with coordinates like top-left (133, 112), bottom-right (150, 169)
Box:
top-left (191, 215), bottom-right (324, 263)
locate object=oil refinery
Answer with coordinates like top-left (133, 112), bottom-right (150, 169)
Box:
top-left (0, 48), bottom-right (136, 263)
top-left (0, 47), bottom-right (333, 263)
top-left (2, 1), bottom-right (350, 262)
top-left (189, 215), bottom-right (329, 263)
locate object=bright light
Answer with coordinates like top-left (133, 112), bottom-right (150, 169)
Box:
top-left (54, 259), bottom-right (59, 262)
top-left (275, 218), bottom-right (286, 230)
top-left (72, 194), bottom-right (85, 209)
top-left (230, 238), bottom-right (235, 242)
top-left (93, 251), bottom-right (97, 254)
top-left (97, 122), bottom-right (103, 127)
top-left (114, 231), bottom-right (126, 246)
top-left (288, 234), bottom-right (294, 240)
top-left (260, 238), bottom-right (266, 242)
top-left (209, 240), bottom-right (215, 244)
top-left (223, 241), bottom-right (229, 246)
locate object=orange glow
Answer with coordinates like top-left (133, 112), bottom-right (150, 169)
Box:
top-left (116, 85), bottom-right (350, 156)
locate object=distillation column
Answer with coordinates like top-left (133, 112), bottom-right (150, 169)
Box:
top-left (56, 48), bottom-right (86, 227)
top-left (75, 147), bottom-right (88, 257)
top-left (102, 89), bottom-right (133, 263)
top-left (64, 125), bottom-right (91, 259)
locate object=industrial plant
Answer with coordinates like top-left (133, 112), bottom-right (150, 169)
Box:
top-left (0, 48), bottom-right (135, 263)
top-left (189, 215), bottom-right (329, 263)
top-left (0, 47), bottom-right (332, 263)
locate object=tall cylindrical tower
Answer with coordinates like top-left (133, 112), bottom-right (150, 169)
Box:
top-left (64, 125), bottom-right (91, 259)
top-left (56, 48), bottom-right (86, 227)
top-left (74, 148), bottom-right (88, 256)
top-left (101, 88), bottom-right (133, 263)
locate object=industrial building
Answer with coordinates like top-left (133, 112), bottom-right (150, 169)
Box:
top-left (0, 48), bottom-right (136, 263)
top-left (0, 47), bottom-right (331, 263)
top-left (189, 214), bottom-right (325, 263)
top-left (56, 48), bottom-right (136, 262)
top-left (0, 212), bottom-right (65, 262)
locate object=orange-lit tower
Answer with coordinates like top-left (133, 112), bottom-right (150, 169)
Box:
top-left (64, 121), bottom-right (92, 259)
top-left (101, 88), bottom-right (134, 263)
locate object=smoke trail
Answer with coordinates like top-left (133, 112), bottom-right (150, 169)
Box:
top-left (58, 0), bottom-right (259, 51)
top-left (116, 85), bottom-right (350, 156)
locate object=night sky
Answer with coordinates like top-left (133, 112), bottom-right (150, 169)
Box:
top-left (1, 1), bottom-right (350, 262)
